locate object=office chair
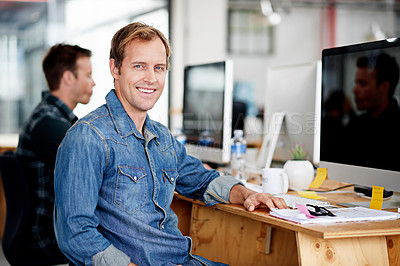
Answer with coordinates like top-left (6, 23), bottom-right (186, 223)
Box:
top-left (0, 150), bottom-right (68, 266)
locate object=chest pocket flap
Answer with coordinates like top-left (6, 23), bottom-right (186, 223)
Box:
top-left (119, 166), bottom-right (146, 183)
top-left (115, 166), bottom-right (147, 214)
top-left (162, 169), bottom-right (179, 184)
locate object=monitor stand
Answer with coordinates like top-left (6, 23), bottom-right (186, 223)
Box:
top-left (256, 112), bottom-right (285, 169)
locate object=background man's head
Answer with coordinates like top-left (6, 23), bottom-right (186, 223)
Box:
top-left (42, 44), bottom-right (93, 91)
top-left (353, 53), bottom-right (399, 114)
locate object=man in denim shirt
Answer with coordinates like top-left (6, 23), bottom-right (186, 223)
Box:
top-left (54, 22), bottom-right (287, 266)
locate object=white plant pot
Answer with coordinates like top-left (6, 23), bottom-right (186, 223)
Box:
top-left (283, 160), bottom-right (314, 190)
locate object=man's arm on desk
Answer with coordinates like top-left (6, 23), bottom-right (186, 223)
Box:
top-left (229, 184), bottom-right (288, 211)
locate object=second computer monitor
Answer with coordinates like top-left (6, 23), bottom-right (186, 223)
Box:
top-left (262, 61), bottom-right (321, 166)
top-left (182, 60), bottom-right (234, 164)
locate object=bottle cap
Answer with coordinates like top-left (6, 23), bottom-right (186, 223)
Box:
top-left (233, 129), bottom-right (243, 137)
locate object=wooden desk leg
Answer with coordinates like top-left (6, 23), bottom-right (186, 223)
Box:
top-left (0, 174), bottom-right (5, 239)
top-left (296, 232), bottom-right (389, 265)
top-left (387, 235), bottom-right (400, 265)
top-left (265, 225), bottom-right (272, 254)
top-left (170, 196), bottom-right (193, 236)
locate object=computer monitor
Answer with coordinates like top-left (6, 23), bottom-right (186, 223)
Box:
top-left (257, 61), bottom-right (321, 169)
top-left (319, 38), bottom-right (400, 193)
top-left (182, 60), bottom-right (234, 164)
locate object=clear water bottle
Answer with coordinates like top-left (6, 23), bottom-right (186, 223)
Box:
top-left (199, 130), bottom-right (213, 146)
top-left (230, 129), bottom-right (247, 182)
top-left (173, 128), bottom-right (187, 145)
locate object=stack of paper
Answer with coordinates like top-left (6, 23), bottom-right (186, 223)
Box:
top-left (270, 207), bottom-right (400, 224)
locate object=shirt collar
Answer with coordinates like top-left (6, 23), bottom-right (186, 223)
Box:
top-left (105, 90), bottom-right (159, 140)
top-left (388, 98), bottom-right (400, 113)
top-left (42, 91), bottom-right (78, 123)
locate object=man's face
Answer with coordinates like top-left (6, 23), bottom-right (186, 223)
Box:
top-left (111, 38), bottom-right (167, 116)
top-left (353, 67), bottom-right (381, 111)
top-left (71, 56), bottom-right (96, 104)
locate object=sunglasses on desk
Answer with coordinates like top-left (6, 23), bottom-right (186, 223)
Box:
top-left (306, 204), bottom-right (336, 217)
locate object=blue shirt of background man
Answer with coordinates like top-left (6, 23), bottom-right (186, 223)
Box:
top-left (54, 89), bottom-right (240, 265)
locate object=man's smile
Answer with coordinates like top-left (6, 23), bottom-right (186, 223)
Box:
top-left (137, 87), bottom-right (156, 94)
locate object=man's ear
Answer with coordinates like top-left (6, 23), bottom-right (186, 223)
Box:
top-left (61, 70), bottom-right (75, 86)
top-left (109, 59), bottom-right (119, 79)
top-left (379, 80), bottom-right (390, 96)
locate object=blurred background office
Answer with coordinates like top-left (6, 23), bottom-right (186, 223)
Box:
top-left (0, 0), bottom-right (398, 139)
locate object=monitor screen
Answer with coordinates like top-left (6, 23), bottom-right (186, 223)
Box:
top-left (320, 38), bottom-right (400, 192)
top-left (257, 61), bottom-right (321, 169)
top-left (182, 60), bottom-right (233, 164)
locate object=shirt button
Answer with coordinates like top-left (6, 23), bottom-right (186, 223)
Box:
top-left (161, 225), bottom-right (164, 229)
top-left (133, 176), bottom-right (137, 181)
top-left (171, 178), bottom-right (174, 181)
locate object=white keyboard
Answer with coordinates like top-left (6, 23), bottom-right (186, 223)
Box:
top-left (275, 194), bottom-right (336, 209)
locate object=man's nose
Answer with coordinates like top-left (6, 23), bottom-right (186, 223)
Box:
top-left (353, 84), bottom-right (359, 94)
top-left (144, 69), bottom-right (156, 83)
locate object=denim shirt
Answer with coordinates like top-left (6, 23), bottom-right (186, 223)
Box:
top-left (54, 90), bottom-right (240, 266)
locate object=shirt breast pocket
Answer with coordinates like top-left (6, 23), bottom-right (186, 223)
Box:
top-left (162, 169), bottom-right (179, 204)
top-left (114, 166), bottom-right (147, 214)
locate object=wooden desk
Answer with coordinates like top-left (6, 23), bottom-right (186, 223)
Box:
top-left (0, 134), bottom-right (18, 239)
top-left (0, 134), bottom-right (18, 154)
top-left (171, 190), bottom-right (400, 265)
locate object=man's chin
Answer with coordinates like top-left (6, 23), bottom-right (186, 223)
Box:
top-left (81, 96), bottom-right (92, 105)
top-left (355, 101), bottom-right (365, 110)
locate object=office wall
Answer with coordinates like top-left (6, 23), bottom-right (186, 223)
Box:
top-left (232, 7), bottom-right (324, 111)
top-left (0, 0), bottom-right (170, 134)
top-left (184, 0), bottom-right (228, 64)
top-left (169, 0), bottom-right (228, 130)
top-left (336, 8), bottom-right (396, 45)
top-left (169, 0), bottom-right (398, 131)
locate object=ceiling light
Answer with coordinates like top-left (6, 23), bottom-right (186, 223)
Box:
top-left (260, 0), bottom-right (281, 26)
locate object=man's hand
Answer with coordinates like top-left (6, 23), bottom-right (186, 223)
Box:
top-left (242, 191), bottom-right (288, 211)
top-left (229, 184), bottom-right (288, 211)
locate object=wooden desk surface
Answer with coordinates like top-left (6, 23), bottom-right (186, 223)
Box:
top-left (0, 134), bottom-right (18, 152)
top-left (173, 192), bottom-right (400, 240)
top-left (0, 134), bottom-right (17, 239)
top-left (172, 183), bottom-right (400, 265)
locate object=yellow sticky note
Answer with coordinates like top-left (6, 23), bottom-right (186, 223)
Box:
top-left (369, 185), bottom-right (384, 210)
top-left (298, 191), bottom-right (327, 200)
top-left (308, 168), bottom-right (327, 189)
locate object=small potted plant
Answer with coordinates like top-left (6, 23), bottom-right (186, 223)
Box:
top-left (283, 144), bottom-right (314, 190)
top-left (290, 144), bottom-right (307, 160)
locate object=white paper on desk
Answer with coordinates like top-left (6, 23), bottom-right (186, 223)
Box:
top-left (270, 207), bottom-right (400, 224)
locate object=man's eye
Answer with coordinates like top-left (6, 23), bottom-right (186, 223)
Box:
top-left (134, 65), bottom-right (143, 69)
top-left (155, 66), bottom-right (165, 71)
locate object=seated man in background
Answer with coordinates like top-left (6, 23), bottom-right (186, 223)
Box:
top-left (344, 53), bottom-right (400, 171)
top-left (54, 22), bottom-right (287, 266)
top-left (16, 43), bottom-right (96, 260)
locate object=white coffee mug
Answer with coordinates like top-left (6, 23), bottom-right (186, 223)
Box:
top-left (262, 168), bottom-right (289, 195)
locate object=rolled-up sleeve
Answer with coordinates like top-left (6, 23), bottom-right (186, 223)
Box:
top-left (92, 244), bottom-right (131, 266)
top-left (203, 175), bottom-right (243, 206)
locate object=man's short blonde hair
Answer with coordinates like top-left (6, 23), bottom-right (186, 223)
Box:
top-left (110, 22), bottom-right (171, 72)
